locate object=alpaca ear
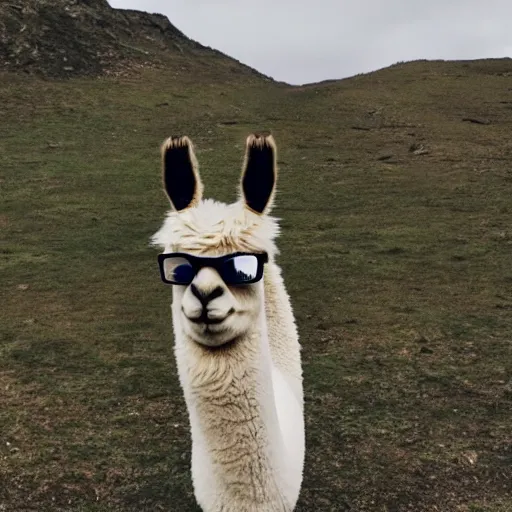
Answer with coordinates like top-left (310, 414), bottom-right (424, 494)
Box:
top-left (240, 134), bottom-right (277, 214)
top-left (161, 136), bottom-right (203, 211)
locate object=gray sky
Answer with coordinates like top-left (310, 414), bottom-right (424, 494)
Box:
top-left (109, 0), bottom-right (512, 85)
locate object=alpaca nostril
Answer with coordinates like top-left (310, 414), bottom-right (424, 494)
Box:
top-left (190, 284), bottom-right (224, 306)
top-left (190, 284), bottom-right (203, 304)
top-left (207, 286), bottom-right (224, 302)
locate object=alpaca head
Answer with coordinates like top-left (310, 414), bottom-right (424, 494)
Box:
top-left (152, 134), bottom-right (280, 347)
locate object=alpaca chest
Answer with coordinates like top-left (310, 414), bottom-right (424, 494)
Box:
top-left (186, 364), bottom-right (304, 512)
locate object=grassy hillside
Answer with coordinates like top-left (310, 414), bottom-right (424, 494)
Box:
top-left (1, 53), bottom-right (512, 511)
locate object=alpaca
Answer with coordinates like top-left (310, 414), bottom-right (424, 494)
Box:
top-left (151, 134), bottom-right (305, 512)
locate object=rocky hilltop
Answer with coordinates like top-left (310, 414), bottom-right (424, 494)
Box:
top-left (0, 0), bottom-right (265, 78)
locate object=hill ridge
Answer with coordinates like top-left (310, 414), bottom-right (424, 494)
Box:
top-left (0, 0), bottom-right (269, 79)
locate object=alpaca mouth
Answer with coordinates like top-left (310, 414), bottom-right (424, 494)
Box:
top-left (184, 308), bottom-right (235, 326)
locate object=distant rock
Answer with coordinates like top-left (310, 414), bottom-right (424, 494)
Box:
top-left (0, 0), bottom-right (269, 79)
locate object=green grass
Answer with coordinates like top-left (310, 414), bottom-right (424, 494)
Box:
top-left (1, 59), bottom-right (512, 511)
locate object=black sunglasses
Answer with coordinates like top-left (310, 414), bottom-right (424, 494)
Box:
top-left (158, 252), bottom-right (269, 285)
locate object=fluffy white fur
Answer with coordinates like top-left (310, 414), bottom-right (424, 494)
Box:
top-left (152, 135), bottom-right (304, 511)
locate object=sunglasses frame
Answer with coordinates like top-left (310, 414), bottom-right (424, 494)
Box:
top-left (157, 252), bottom-right (269, 285)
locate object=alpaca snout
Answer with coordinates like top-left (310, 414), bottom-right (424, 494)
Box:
top-left (182, 276), bottom-right (238, 328)
top-left (190, 283), bottom-right (224, 306)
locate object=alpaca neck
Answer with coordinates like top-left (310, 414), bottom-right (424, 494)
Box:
top-left (263, 262), bottom-right (303, 405)
top-left (175, 307), bottom-right (291, 510)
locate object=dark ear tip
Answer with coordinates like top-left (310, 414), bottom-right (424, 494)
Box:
top-left (161, 136), bottom-right (193, 155)
top-left (246, 133), bottom-right (276, 151)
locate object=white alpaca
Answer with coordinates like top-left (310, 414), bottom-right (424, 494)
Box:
top-left (152, 134), bottom-right (305, 512)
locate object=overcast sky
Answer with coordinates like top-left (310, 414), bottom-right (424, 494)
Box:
top-left (109, 0), bottom-right (512, 85)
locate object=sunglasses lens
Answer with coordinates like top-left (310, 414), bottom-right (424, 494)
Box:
top-left (221, 255), bottom-right (259, 284)
top-left (162, 257), bottom-right (195, 284)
